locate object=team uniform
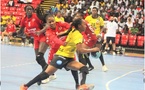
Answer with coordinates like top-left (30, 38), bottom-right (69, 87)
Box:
top-left (45, 22), bottom-right (70, 64)
top-left (20, 13), bottom-right (45, 49)
top-left (50, 29), bottom-right (83, 69)
top-left (85, 15), bottom-right (104, 35)
top-left (85, 15), bottom-right (108, 72)
top-left (82, 21), bottom-right (97, 48)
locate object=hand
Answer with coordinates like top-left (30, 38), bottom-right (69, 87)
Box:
top-left (92, 47), bottom-right (100, 52)
top-left (35, 31), bottom-right (41, 36)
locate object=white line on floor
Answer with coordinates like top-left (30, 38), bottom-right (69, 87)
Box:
top-left (106, 69), bottom-right (142, 90)
top-left (1, 62), bottom-right (36, 69)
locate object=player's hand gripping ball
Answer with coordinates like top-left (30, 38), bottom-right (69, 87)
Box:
top-left (91, 51), bottom-right (101, 58)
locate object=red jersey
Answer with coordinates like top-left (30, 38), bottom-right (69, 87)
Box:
top-left (6, 24), bottom-right (16, 33)
top-left (82, 21), bottom-right (97, 48)
top-left (45, 21), bottom-right (70, 49)
top-left (55, 22), bottom-right (70, 34)
top-left (20, 13), bottom-right (43, 37)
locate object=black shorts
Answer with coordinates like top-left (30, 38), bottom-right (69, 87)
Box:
top-left (106, 37), bottom-right (115, 43)
top-left (50, 55), bottom-right (74, 69)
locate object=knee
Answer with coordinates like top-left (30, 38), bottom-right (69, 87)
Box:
top-left (79, 66), bottom-right (89, 74)
top-left (36, 52), bottom-right (44, 61)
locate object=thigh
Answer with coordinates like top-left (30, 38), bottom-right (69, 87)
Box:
top-left (38, 42), bottom-right (48, 53)
top-left (34, 38), bottom-right (39, 49)
top-left (67, 60), bottom-right (84, 71)
top-left (45, 64), bottom-right (58, 75)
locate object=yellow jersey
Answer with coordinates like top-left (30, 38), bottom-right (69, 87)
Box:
top-left (55, 16), bottom-right (64, 22)
top-left (85, 15), bottom-right (104, 35)
top-left (56, 29), bottom-right (83, 58)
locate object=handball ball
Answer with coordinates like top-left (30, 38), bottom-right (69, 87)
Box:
top-left (91, 51), bottom-right (101, 58)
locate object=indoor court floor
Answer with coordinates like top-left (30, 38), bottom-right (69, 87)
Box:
top-left (1, 44), bottom-right (144, 90)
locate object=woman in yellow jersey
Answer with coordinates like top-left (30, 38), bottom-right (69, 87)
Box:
top-left (85, 7), bottom-right (104, 36)
top-left (20, 18), bottom-right (100, 90)
top-left (85, 7), bottom-right (108, 72)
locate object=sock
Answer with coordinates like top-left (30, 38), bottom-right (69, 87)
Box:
top-left (80, 72), bottom-right (87, 85)
top-left (79, 66), bottom-right (88, 85)
top-left (71, 70), bottom-right (79, 86)
top-left (25, 72), bottom-right (49, 87)
top-left (99, 53), bottom-right (105, 66)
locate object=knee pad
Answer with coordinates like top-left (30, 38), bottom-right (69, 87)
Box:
top-left (36, 52), bottom-right (44, 64)
top-left (79, 66), bottom-right (89, 74)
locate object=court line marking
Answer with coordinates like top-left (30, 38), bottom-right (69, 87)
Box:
top-left (106, 69), bottom-right (142, 90)
top-left (1, 62), bottom-right (36, 69)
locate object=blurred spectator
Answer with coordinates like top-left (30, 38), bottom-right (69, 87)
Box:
top-left (0, 18), bottom-right (5, 32)
top-left (59, 0), bottom-right (65, 4)
top-left (1, 12), bottom-right (10, 30)
top-left (64, 12), bottom-right (73, 23)
top-left (72, 0), bottom-right (78, 4)
top-left (78, 0), bottom-right (85, 6)
top-left (122, 24), bottom-right (129, 34)
top-left (126, 17), bottom-right (133, 30)
top-left (69, 2), bottom-right (76, 11)
top-left (90, 0), bottom-right (99, 10)
top-left (1, 19), bottom-right (16, 44)
top-left (7, 0), bottom-right (15, 7)
top-left (55, 11), bottom-right (64, 22)
top-left (9, 13), bottom-right (16, 24)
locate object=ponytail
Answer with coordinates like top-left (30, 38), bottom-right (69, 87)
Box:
top-left (35, 5), bottom-right (46, 23)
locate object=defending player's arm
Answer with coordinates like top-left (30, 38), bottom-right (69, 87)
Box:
top-left (35, 24), bottom-right (49, 35)
top-left (56, 22), bottom-right (71, 36)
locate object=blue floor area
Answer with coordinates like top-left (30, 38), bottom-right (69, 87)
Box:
top-left (1, 45), bottom-right (144, 90)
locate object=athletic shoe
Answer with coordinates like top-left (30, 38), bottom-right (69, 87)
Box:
top-left (21, 43), bottom-right (24, 46)
top-left (103, 51), bottom-right (107, 54)
top-left (41, 74), bottom-right (57, 84)
top-left (49, 74), bottom-right (57, 81)
top-left (41, 78), bottom-right (50, 84)
top-left (29, 43), bottom-right (33, 47)
top-left (113, 52), bottom-right (116, 55)
top-left (20, 85), bottom-right (28, 90)
top-left (9, 42), bottom-right (12, 45)
top-left (88, 66), bottom-right (94, 71)
top-left (77, 84), bottom-right (94, 90)
top-left (102, 65), bottom-right (108, 72)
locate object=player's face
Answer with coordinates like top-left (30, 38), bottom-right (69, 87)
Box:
top-left (92, 8), bottom-right (97, 17)
top-left (25, 6), bottom-right (33, 16)
top-left (47, 17), bottom-right (56, 29)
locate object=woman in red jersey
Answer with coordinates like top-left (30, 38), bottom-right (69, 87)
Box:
top-left (17, 5), bottom-right (48, 70)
